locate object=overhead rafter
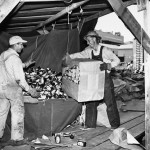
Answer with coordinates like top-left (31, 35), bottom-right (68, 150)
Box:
top-left (83, 4), bottom-right (108, 10)
top-left (124, 0), bottom-right (136, 6)
top-left (1, 0), bottom-right (137, 34)
top-left (9, 10), bottom-right (98, 21)
top-left (32, 0), bottom-right (89, 30)
top-left (6, 17), bottom-right (79, 28)
top-left (4, 0), bottom-right (137, 33)
top-left (72, 0), bottom-right (136, 28)
top-left (15, 4), bottom-right (107, 16)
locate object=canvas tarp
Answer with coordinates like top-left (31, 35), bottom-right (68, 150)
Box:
top-left (24, 98), bottom-right (82, 137)
top-left (4, 98), bottom-right (82, 140)
top-left (0, 29), bottom-right (80, 72)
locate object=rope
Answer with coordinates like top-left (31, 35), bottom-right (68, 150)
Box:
top-left (66, 9), bottom-right (71, 54)
top-left (66, 29), bottom-right (70, 54)
top-left (30, 36), bottom-right (39, 60)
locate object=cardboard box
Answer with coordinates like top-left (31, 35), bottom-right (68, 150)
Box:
top-left (62, 59), bottom-right (105, 102)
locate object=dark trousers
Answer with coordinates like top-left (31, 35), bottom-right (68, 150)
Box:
top-left (85, 72), bottom-right (120, 128)
top-left (85, 101), bottom-right (99, 128)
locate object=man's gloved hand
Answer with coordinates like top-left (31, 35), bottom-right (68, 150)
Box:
top-left (99, 63), bottom-right (111, 71)
top-left (25, 58), bottom-right (35, 68)
top-left (62, 53), bottom-right (72, 67)
top-left (28, 87), bottom-right (40, 98)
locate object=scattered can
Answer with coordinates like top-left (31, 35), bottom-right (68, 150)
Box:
top-left (77, 140), bottom-right (86, 147)
top-left (55, 134), bottom-right (61, 144)
top-left (69, 134), bottom-right (74, 139)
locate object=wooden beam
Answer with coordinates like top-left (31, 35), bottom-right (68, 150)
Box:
top-left (107, 0), bottom-right (150, 54)
top-left (10, 11), bottom-right (98, 21)
top-left (32, 0), bottom-right (89, 30)
top-left (0, 0), bottom-right (20, 23)
top-left (6, 16), bottom-right (79, 27)
top-left (143, 1), bottom-right (150, 150)
top-left (5, 22), bottom-right (72, 33)
top-left (12, 2), bottom-right (24, 14)
top-left (123, 0), bottom-right (136, 6)
top-left (4, 25), bottom-right (36, 33)
top-left (83, 4), bottom-right (108, 10)
top-left (8, 0), bottom-right (134, 33)
top-left (17, 7), bottom-right (64, 14)
top-left (70, 9), bottom-right (112, 31)
top-left (15, 4), bottom-right (106, 16)
top-left (4, 0), bottom-right (136, 33)
top-left (84, 8), bottom-right (112, 23)
top-left (83, 0), bottom-right (136, 24)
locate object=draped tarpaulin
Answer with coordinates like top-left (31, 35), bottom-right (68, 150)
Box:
top-left (4, 98), bottom-right (82, 139)
top-left (0, 29), bottom-right (80, 72)
top-left (24, 98), bottom-right (82, 137)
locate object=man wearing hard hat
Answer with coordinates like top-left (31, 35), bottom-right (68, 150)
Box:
top-left (64, 30), bottom-right (120, 129)
top-left (0, 36), bottom-right (39, 146)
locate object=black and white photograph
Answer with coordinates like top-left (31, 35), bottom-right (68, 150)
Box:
top-left (0, 0), bottom-right (148, 149)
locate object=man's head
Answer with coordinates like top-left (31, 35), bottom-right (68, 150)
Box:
top-left (84, 31), bottom-right (102, 44)
top-left (9, 36), bottom-right (27, 53)
top-left (84, 31), bottom-right (102, 49)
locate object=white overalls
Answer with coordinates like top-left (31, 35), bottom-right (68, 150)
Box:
top-left (0, 48), bottom-right (29, 141)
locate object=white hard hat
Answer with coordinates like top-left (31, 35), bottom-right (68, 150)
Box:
top-left (9, 36), bottom-right (27, 45)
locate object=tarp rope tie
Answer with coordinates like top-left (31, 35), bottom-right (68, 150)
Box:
top-left (30, 36), bottom-right (39, 61)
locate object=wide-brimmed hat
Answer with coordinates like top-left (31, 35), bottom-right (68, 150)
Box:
top-left (9, 36), bottom-right (27, 45)
top-left (84, 30), bottom-right (101, 41)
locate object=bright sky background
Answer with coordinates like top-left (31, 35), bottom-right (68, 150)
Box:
top-left (95, 5), bottom-right (144, 42)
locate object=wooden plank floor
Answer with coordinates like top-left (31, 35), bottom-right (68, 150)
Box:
top-left (48, 111), bottom-right (145, 150)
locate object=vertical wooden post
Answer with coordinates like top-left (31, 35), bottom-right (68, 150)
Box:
top-left (144, 1), bottom-right (150, 149)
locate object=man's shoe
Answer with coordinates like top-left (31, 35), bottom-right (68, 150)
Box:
top-left (110, 126), bottom-right (119, 130)
top-left (80, 125), bottom-right (95, 130)
top-left (0, 137), bottom-right (9, 143)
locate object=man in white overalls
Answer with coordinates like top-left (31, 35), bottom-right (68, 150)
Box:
top-left (0, 36), bottom-right (39, 146)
